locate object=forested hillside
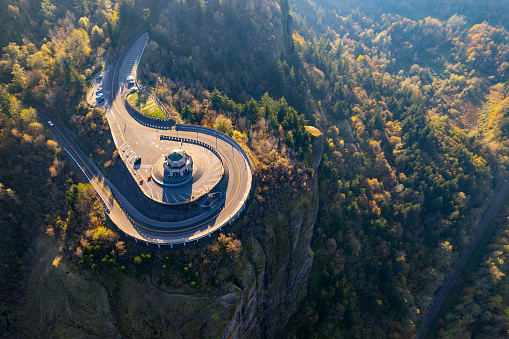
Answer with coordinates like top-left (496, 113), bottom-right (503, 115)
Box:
top-left (0, 0), bottom-right (316, 336)
top-left (435, 202), bottom-right (509, 337)
top-left (2, 0), bottom-right (509, 337)
top-left (283, 0), bottom-right (509, 337)
top-left (0, 0), bottom-right (136, 333)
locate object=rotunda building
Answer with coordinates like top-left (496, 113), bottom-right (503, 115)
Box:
top-left (164, 149), bottom-right (193, 177)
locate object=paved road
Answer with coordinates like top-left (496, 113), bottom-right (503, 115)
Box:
top-left (418, 178), bottom-right (509, 338)
top-left (41, 30), bottom-right (252, 246)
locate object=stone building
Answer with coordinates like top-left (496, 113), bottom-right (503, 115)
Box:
top-left (164, 149), bottom-right (193, 177)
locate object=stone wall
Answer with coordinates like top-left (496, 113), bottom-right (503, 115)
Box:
top-left (124, 94), bottom-right (175, 129)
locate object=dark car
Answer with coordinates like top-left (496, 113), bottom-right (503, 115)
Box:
top-left (97, 97), bottom-right (105, 103)
top-left (134, 156), bottom-right (141, 165)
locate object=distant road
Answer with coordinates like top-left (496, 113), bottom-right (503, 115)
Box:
top-left (418, 179), bottom-right (509, 338)
top-left (37, 108), bottom-right (144, 241)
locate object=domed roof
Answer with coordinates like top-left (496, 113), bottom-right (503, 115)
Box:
top-left (168, 149), bottom-right (185, 161)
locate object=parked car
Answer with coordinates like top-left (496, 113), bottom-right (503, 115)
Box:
top-left (97, 92), bottom-right (104, 98)
top-left (130, 86), bottom-right (138, 93)
top-left (126, 76), bottom-right (134, 81)
top-left (96, 74), bottom-right (103, 81)
top-left (134, 156), bottom-right (141, 165)
top-left (97, 97), bottom-right (105, 103)
top-left (96, 87), bottom-right (103, 94)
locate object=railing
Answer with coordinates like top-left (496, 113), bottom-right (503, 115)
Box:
top-left (108, 174), bottom-right (246, 249)
top-left (149, 91), bottom-right (175, 120)
top-left (113, 33), bottom-right (251, 247)
top-left (175, 124), bottom-right (252, 170)
top-left (159, 135), bottom-right (223, 164)
top-left (108, 128), bottom-right (251, 247)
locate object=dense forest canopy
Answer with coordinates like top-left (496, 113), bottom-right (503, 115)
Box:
top-left (1, 0), bottom-right (509, 337)
top-left (283, 0), bottom-right (509, 337)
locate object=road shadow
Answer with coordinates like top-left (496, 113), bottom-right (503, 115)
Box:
top-left (130, 201), bottom-right (225, 240)
top-left (107, 159), bottom-right (209, 221)
top-left (161, 177), bottom-right (193, 204)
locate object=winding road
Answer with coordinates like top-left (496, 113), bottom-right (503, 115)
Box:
top-left (40, 30), bottom-right (252, 246)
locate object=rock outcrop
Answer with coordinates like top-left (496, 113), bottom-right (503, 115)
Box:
top-left (222, 138), bottom-right (323, 338)
top-left (223, 184), bottom-right (319, 338)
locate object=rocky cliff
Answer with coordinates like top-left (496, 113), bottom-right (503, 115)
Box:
top-left (222, 185), bottom-right (318, 338)
top-left (222, 136), bottom-right (323, 338)
top-left (16, 139), bottom-right (322, 338)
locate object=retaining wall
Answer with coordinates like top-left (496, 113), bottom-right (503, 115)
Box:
top-left (175, 124), bottom-right (252, 170)
top-left (124, 94), bottom-right (175, 129)
top-left (110, 115), bottom-right (251, 247)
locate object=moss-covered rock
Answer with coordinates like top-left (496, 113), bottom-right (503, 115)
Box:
top-left (221, 170), bottom-right (320, 338)
top-left (24, 237), bottom-right (115, 338)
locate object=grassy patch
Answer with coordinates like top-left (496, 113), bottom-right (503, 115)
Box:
top-left (127, 91), bottom-right (167, 119)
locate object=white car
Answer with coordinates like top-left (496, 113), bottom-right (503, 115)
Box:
top-left (126, 76), bottom-right (134, 81)
top-left (96, 87), bottom-right (103, 94)
top-left (48, 121), bottom-right (54, 127)
top-left (97, 92), bottom-right (104, 98)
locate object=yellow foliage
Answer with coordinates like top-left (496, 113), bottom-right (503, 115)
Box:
top-left (313, 67), bottom-right (325, 80)
top-left (52, 255), bottom-right (62, 267)
top-left (213, 114), bottom-right (233, 136)
top-left (87, 226), bottom-right (118, 244)
top-left (292, 32), bottom-right (305, 45)
top-left (487, 258), bottom-right (506, 281)
top-left (46, 139), bottom-right (58, 152)
top-left (305, 125), bottom-right (322, 137)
